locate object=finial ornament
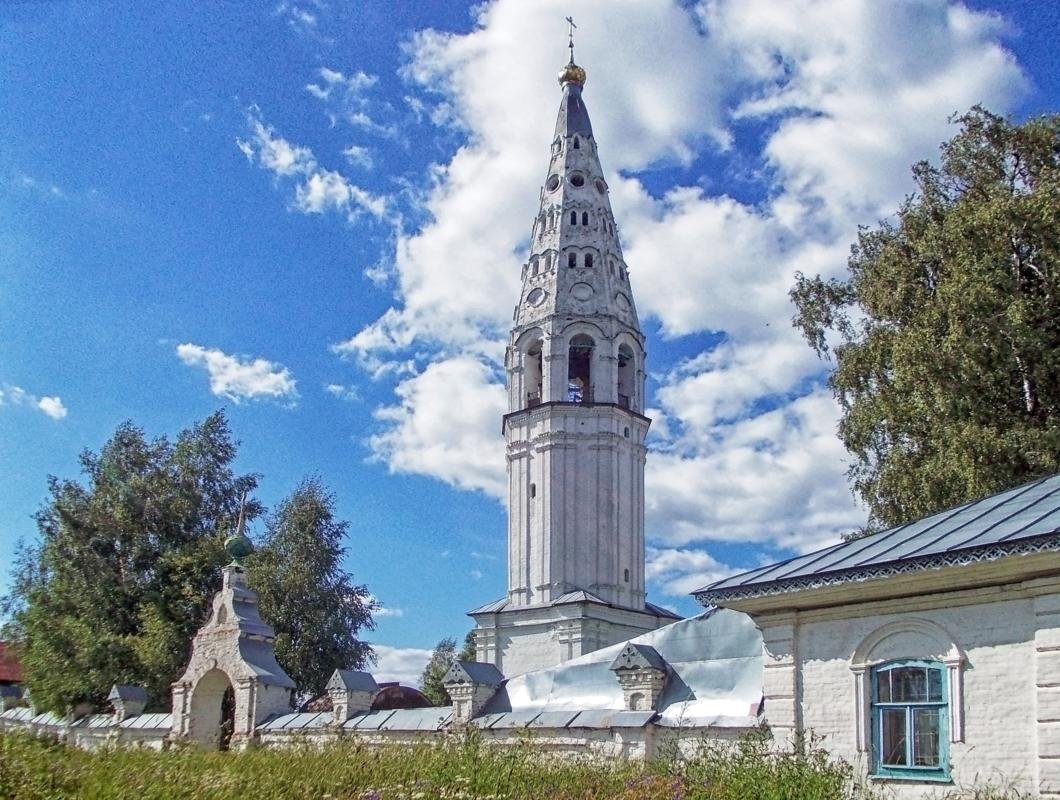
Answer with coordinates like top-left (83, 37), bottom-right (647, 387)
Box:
top-left (224, 490), bottom-right (254, 567)
top-left (558, 16), bottom-right (586, 88)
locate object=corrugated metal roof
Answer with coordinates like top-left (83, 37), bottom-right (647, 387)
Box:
top-left (347, 709), bottom-right (395, 730)
top-left (1, 707), bottom-right (34, 722)
top-left (696, 473), bottom-right (1060, 605)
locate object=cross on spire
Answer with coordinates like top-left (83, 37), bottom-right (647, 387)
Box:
top-left (565, 15), bottom-right (577, 64)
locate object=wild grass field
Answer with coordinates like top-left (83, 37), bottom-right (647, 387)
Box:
top-left (0, 729), bottom-right (1021, 800)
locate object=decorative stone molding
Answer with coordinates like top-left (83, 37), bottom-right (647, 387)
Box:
top-left (108, 685), bottom-right (147, 722)
top-left (610, 644), bottom-right (668, 711)
top-left (443, 661), bottom-right (504, 724)
top-left (326, 669), bottom-right (378, 723)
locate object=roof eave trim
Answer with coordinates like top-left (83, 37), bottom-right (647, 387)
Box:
top-left (693, 532), bottom-right (1060, 607)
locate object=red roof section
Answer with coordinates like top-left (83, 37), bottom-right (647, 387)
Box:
top-left (0, 642), bottom-right (23, 683)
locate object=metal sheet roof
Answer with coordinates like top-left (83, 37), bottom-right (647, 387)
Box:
top-left (526, 710), bottom-right (580, 728)
top-left (695, 473), bottom-right (1060, 605)
top-left (121, 713), bottom-right (172, 730)
top-left (568, 709), bottom-right (655, 729)
top-left (347, 709), bottom-right (395, 730)
top-left (482, 609), bottom-right (761, 728)
top-left (378, 707), bottom-right (452, 731)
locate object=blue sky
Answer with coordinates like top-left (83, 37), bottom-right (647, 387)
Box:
top-left (1, 0), bottom-right (1056, 684)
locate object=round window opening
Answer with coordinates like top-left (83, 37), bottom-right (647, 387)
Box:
top-left (546, 174), bottom-right (560, 192)
top-left (570, 174), bottom-right (585, 188)
top-left (595, 179), bottom-right (607, 194)
top-left (526, 288), bottom-right (547, 307)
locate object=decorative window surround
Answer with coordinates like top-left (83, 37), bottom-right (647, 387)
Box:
top-left (850, 619), bottom-right (965, 754)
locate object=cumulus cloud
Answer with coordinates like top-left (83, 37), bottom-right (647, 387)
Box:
top-left (646, 547), bottom-right (741, 595)
top-left (371, 644), bottom-right (432, 686)
top-left (367, 356), bottom-right (507, 498)
top-left (0, 384), bottom-right (68, 420)
top-left (329, 0), bottom-right (1026, 568)
top-left (176, 343), bottom-right (298, 404)
top-left (237, 109), bottom-right (387, 221)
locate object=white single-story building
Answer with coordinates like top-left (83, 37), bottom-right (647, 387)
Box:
top-left (695, 473), bottom-right (1060, 797)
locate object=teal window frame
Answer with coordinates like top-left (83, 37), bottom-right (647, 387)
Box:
top-left (870, 660), bottom-right (950, 782)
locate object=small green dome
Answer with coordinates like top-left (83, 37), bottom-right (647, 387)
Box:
top-left (224, 530), bottom-right (253, 566)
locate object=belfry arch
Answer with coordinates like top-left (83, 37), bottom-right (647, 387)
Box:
top-left (617, 343), bottom-right (635, 410)
top-left (567, 334), bottom-right (595, 403)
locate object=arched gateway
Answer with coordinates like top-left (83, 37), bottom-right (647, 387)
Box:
top-left (170, 512), bottom-right (295, 749)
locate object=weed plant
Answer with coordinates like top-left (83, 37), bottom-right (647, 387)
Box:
top-left (0, 729), bottom-right (1014, 800)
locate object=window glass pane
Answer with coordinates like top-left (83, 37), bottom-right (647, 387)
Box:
top-left (881, 708), bottom-right (908, 766)
top-left (893, 667), bottom-right (927, 702)
top-left (928, 668), bottom-right (943, 702)
top-left (912, 708), bottom-right (940, 766)
top-left (876, 671), bottom-right (892, 702)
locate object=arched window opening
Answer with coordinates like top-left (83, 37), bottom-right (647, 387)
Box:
top-left (567, 334), bottom-right (594, 403)
top-left (582, 211), bottom-right (589, 226)
top-left (573, 137), bottom-right (580, 149)
top-left (617, 344), bottom-right (635, 409)
top-left (584, 253), bottom-right (593, 269)
top-left (530, 258), bottom-right (539, 277)
top-left (530, 483), bottom-right (537, 498)
top-left (570, 210), bottom-right (577, 225)
top-left (568, 252), bottom-right (577, 268)
top-left (623, 568), bottom-right (630, 583)
top-left (545, 252), bottom-right (553, 271)
top-left (525, 341), bottom-right (543, 408)
top-left (609, 261), bottom-right (615, 277)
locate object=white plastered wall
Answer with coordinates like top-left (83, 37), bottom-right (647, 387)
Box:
top-left (755, 576), bottom-right (1060, 797)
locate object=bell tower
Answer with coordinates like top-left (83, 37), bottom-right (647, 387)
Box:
top-left (470, 37), bottom-right (679, 678)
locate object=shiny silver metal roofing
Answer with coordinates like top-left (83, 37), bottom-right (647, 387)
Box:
top-left (696, 473), bottom-right (1060, 606)
top-left (482, 609), bottom-right (761, 728)
top-left (120, 712), bottom-right (172, 730)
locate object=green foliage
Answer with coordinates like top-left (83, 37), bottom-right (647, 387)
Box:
top-left (1, 413), bottom-right (256, 712)
top-left (459, 629), bottom-right (477, 662)
top-left (0, 729), bottom-right (895, 800)
top-left (247, 478), bottom-right (376, 699)
top-left (791, 106), bottom-right (1060, 528)
top-left (419, 636), bottom-right (457, 706)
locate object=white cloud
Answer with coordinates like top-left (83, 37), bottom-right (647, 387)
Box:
top-left (646, 547), bottom-right (741, 596)
top-left (0, 384), bottom-right (68, 420)
top-left (237, 109), bottom-right (387, 222)
top-left (365, 594), bottom-right (404, 618)
top-left (176, 343), bottom-right (298, 404)
top-left (342, 144), bottom-right (373, 168)
top-left (367, 356), bottom-right (507, 498)
top-left (330, 0), bottom-right (1025, 559)
top-left (36, 396), bottom-right (68, 420)
top-left (324, 382), bottom-right (360, 401)
top-left (469, 569), bottom-right (483, 580)
top-left (371, 644), bottom-right (432, 687)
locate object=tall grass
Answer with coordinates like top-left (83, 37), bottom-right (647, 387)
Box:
top-left (0, 728), bottom-right (1002, 800)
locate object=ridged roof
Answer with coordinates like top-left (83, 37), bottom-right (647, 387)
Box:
top-left (695, 473), bottom-right (1060, 605)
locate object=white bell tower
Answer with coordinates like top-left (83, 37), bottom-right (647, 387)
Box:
top-left (470, 39), bottom-right (679, 677)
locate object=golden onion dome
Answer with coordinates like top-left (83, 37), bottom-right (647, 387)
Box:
top-left (558, 60), bottom-right (586, 88)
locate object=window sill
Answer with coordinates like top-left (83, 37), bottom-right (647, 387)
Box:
top-left (870, 774), bottom-right (952, 785)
